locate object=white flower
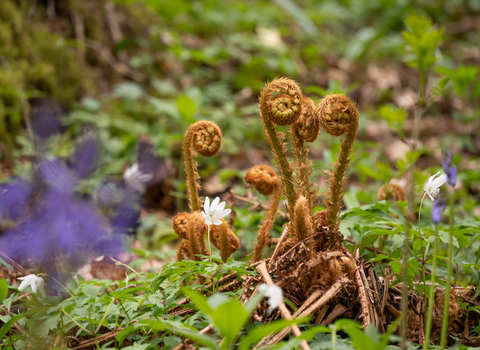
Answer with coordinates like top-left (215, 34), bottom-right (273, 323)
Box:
top-left (125, 272), bottom-right (129, 286)
top-left (201, 196), bottom-right (231, 226)
top-left (423, 172), bottom-right (447, 201)
top-left (18, 274), bottom-right (46, 297)
top-left (259, 283), bottom-right (283, 312)
top-left (123, 163), bottom-right (153, 194)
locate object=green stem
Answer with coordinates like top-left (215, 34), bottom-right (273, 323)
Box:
top-left (207, 224), bottom-right (212, 264)
top-left (114, 261), bottom-right (152, 293)
top-left (61, 309), bottom-right (92, 335)
top-left (401, 65), bottom-right (427, 350)
top-left (52, 277), bottom-right (81, 307)
top-left (417, 192), bottom-right (427, 316)
top-left (440, 187), bottom-right (455, 349)
top-left (94, 297), bottom-right (116, 335)
top-left (424, 225), bottom-right (439, 350)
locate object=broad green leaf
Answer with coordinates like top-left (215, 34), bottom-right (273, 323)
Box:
top-left (239, 317), bottom-right (310, 350)
top-left (176, 94), bottom-right (196, 123)
top-left (122, 343), bottom-right (151, 350)
top-left (0, 313), bottom-right (25, 340)
top-left (379, 105), bottom-right (407, 136)
top-left (142, 319), bottom-right (220, 350)
top-left (0, 278), bottom-right (8, 305)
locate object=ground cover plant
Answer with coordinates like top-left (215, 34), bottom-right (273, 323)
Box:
top-left (1, 0), bottom-right (480, 349)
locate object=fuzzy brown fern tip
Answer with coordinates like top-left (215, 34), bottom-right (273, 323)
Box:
top-left (317, 94), bottom-right (359, 231)
top-left (377, 183), bottom-right (406, 202)
top-left (183, 121), bottom-right (222, 211)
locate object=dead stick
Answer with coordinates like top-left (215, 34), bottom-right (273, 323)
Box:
top-left (359, 266), bottom-right (379, 329)
top-left (268, 226), bottom-right (289, 267)
top-left (315, 305), bottom-right (329, 325)
top-left (172, 325), bottom-right (214, 350)
top-left (256, 289), bottom-right (324, 348)
top-left (355, 267), bottom-right (371, 328)
top-left (266, 277), bottom-right (348, 347)
top-left (256, 262), bottom-right (310, 350)
top-left (321, 304), bottom-right (348, 326)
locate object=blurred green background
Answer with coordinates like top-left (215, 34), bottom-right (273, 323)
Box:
top-left (1, 0), bottom-right (479, 254)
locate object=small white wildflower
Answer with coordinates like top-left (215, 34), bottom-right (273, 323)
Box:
top-left (423, 172), bottom-right (447, 201)
top-left (125, 272), bottom-right (129, 286)
top-left (201, 197), bottom-right (231, 226)
top-left (259, 283), bottom-right (283, 312)
top-left (123, 163), bottom-right (153, 194)
top-left (18, 274), bottom-right (46, 297)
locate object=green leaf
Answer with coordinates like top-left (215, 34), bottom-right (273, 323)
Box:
top-left (122, 343), bottom-right (151, 350)
top-left (176, 95), bottom-right (196, 123)
top-left (0, 313), bottom-right (25, 340)
top-left (379, 105), bottom-right (407, 137)
top-left (239, 317), bottom-right (310, 350)
top-left (81, 285), bottom-right (99, 299)
top-left (436, 65), bottom-right (479, 95)
top-left (0, 278), bottom-right (8, 305)
top-left (142, 319), bottom-right (220, 350)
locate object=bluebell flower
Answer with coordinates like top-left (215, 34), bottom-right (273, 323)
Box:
top-left (0, 161), bottom-right (126, 264)
top-left (442, 150), bottom-right (457, 187)
top-left (70, 135), bottom-right (100, 179)
top-left (431, 196), bottom-right (447, 226)
top-left (0, 179), bottom-right (33, 221)
top-left (30, 99), bottom-right (65, 140)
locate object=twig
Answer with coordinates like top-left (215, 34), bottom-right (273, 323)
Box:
top-left (71, 11), bottom-right (85, 63)
top-left (315, 305), bottom-right (329, 325)
top-left (255, 289), bottom-right (324, 348)
top-left (86, 39), bottom-right (145, 82)
top-left (226, 190), bottom-right (287, 218)
top-left (256, 262), bottom-right (310, 350)
top-left (267, 226), bottom-right (289, 267)
top-left (355, 267), bottom-right (371, 328)
top-left (320, 304), bottom-right (348, 326)
top-left (264, 277), bottom-right (348, 347)
top-left (172, 325), bottom-right (214, 350)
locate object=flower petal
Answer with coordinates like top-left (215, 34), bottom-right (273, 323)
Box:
top-left (210, 197), bottom-right (220, 212)
top-left (204, 197), bottom-right (210, 214)
top-left (212, 218), bottom-right (223, 225)
top-left (213, 208), bottom-right (231, 219)
top-left (430, 173), bottom-right (447, 188)
top-left (214, 201), bottom-right (226, 213)
top-left (30, 279), bottom-right (38, 293)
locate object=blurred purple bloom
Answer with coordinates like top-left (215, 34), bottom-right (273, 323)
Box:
top-left (30, 99), bottom-right (65, 139)
top-left (110, 201), bottom-right (140, 236)
top-left (0, 179), bottom-right (33, 221)
top-left (442, 150), bottom-right (457, 187)
top-left (70, 136), bottom-right (100, 179)
top-left (0, 161), bottom-right (126, 263)
top-left (431, 197), bottom-right (447, 226)
top-left (38, 160), bottom-right (77, 194)
top-left (0, 190), bottom-right (110, 260)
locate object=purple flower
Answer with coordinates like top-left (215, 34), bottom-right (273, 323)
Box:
top-left (70, 136), bottom-right (100, 179)
top-left (431, 197), bottom-right (447, 226)
top-left (442, 150), bottom-right (457, 187)
top-left (0, 179), bottom-right (33, 221)
top-left (0, 161), bottom-right (126, 264)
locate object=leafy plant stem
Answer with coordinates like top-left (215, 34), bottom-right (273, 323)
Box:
top-left (418, 192), bottom-right (427, 307)
top-left (52, 277), bottom-right (81, 307)
top-left (424, 224), bottom-right (439, 350)
top-left (114, 261), bottom-right (152, 292)
top-left (94, 296), bottom-right (116, 334)
top-left (61, 309), bottom-right (92, 335)
top-left (440, 187), bottom-right (455, 349)
top-left (207, 224), bottom-right (212, 264)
